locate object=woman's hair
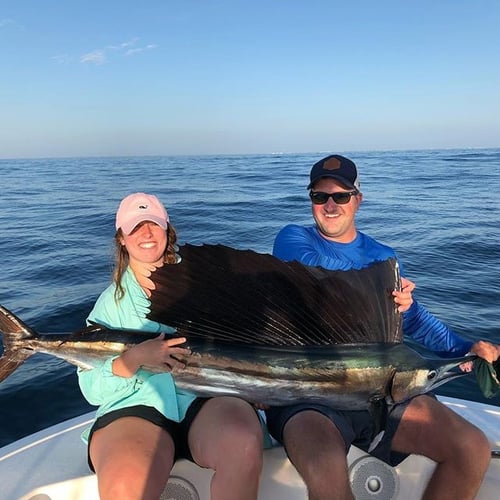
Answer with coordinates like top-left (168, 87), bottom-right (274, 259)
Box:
top-left (113, 223), bottom-right (178, 301)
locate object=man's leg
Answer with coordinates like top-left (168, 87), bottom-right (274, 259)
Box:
top-left (283, 410), bottom-right (354, 500)
top-left (392, 395), bottom-right (491, 500)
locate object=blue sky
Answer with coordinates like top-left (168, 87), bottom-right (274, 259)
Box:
top-left (1, 1), bottom-right (499, 158)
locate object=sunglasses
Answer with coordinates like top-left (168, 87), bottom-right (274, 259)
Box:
top-left (309, 190), bottom-right (359, 205)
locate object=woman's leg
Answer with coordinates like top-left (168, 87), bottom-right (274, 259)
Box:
top-left (188, 397), bottom-right (264, 500)
top-left (90, 416), bottom-right (175, 500)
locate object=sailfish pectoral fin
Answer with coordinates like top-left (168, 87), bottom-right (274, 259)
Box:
top-left (367, 367), bottom-right (396, 443)
top-left (368, 393), bottom-right (389, 449)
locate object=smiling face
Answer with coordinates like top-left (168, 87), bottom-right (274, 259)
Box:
top-left (310, 177), bottom-right (362, 243)
top-left (120, 220), bottom-right (168, 267)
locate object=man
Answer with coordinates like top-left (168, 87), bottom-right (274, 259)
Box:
top-left (265, 154), bottom-right (499, 500)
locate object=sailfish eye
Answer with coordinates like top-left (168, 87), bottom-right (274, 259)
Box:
top-left (427, 370), bottom-right (437, 381)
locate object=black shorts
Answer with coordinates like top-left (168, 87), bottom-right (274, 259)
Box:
top-left (265, 396), bottom-right (436, 467)
top-left (87, 397), bottom-right (209, 472)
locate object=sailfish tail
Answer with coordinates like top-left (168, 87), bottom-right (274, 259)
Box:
top-left (0, 305), bottom-right (37, 383)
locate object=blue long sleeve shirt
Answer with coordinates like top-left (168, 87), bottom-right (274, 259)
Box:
top-left (273, 224), bottom-right (473, 356)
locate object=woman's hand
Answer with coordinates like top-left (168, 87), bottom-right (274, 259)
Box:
top-left (112, 334), bottom-right (191, 377)
top-left (392, 277), bottom-right (416, 313)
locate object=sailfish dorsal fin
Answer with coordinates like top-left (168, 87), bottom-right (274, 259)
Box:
top-left (147, 244), bottom-right (402, 346)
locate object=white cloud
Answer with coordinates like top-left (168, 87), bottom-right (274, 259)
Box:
top-left (78, 39), bottom-right (156, 65)
top-left (80, 50), bottom-right (107, 65)
top-left (125, 44), bottom-right (158, 56)
top-left (107, 38), bottom-right (139, 50)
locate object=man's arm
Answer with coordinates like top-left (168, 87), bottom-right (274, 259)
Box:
top-left (403, 300), bottom-right (473, 356)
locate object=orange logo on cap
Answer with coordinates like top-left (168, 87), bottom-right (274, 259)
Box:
top-left (323, 158), bottom-right (342, 170)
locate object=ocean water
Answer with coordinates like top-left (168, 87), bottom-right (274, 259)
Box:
top-left (0, 149), bottom-right (499, 447)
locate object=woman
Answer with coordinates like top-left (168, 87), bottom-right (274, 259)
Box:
top-left (78, 193), bottom-right (263, 500)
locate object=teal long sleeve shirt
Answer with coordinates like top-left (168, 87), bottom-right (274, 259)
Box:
top-left (77, 267), bottom-right (196, 442)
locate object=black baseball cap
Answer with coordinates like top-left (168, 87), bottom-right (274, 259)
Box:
top-left (307, 154), bottom-right (361, 191)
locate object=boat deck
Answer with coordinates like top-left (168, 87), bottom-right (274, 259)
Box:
top-left (1, 396), bottom-right (499, 500)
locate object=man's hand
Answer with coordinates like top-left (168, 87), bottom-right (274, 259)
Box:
top-left (470, 340), bottom-right (500, 364)
top-left (393, 277), bottom-right (416, 313)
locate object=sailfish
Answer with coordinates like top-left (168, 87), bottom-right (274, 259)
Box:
top-left (144, 243), bottom-right (471, 408)
top-left (0, 244), bottom-right (472, 410)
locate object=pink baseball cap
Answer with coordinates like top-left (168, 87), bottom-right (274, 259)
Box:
top-left (116, 193), bottom-right (169, 235)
